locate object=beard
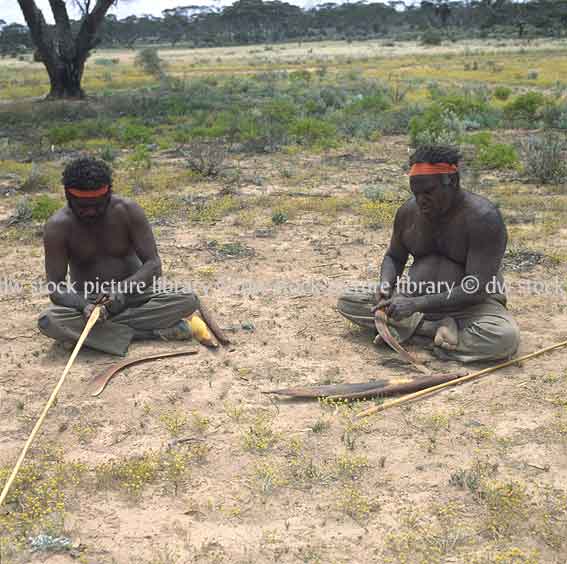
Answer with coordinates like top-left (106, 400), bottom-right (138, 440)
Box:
top-left (68, 195), bottom-right (111, 223)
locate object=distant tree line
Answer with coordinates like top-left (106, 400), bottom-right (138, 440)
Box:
top-left (2, 0), bottom-right (567, 56)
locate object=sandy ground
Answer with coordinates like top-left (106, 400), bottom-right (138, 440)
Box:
top-left (1, 135), bottom-right (567, 563)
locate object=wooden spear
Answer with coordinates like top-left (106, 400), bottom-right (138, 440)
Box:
top-left (356, 339), bottom-right (567, 419)
top-left (0, 305), bottom-right (103, 506)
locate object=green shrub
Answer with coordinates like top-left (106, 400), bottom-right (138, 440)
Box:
top-left (504, 92), bottom-right (546, 123)
top-left (271, 210), bottom-right (288, 225)
top-left (421, 29), bottom-right (442, 46)
top-left (118, 122), bottom-right (154, 145)
top-left (346, 93), bottom-right (390, 114)
top-left (465, 131), bottom-right (493, 147)
top-left (100, 145), bottom-right (118, 163)
top-left (409, 105), bottom-right (464, 147)
top-left (289, 117), bottom-right (336, 147)
top-left (362, 185), bottom-right (386, 201)
top-left (47, 120), bottom-right (113, 145)
top-left (493, 86), bottom-right (512, 101)
top-left (521, 132), bottom-right (567, 184)
top-left (135, 48), bottom-right (166, 78)
top-left (476, 143), bottom-right (519, 169)
top-left (129, 145), bottom-right (152, 169)
top-left (31, 195), bottom-right (62, 221)
top-left (48, 124), bottom-right (82, 145)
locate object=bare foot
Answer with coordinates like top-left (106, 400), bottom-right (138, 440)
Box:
top-left (434, 317), bottom-right (459, 350)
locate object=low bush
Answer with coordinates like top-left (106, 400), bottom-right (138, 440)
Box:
top-left (409, 105), bottom-right (464, 146)
top-left (476, 143), bottom-right (519, 170)
top-left (493, 86), bottom-right (512, 101)
top-left (135, 48), bottom-right (166, 78)
top-left (31, 195), bottom-right (62, 221)
top-left (521, 132), bottom-right (567, 184)
top-left (289, 117), bottom-right (336, 147)
top-left (504, 92), bottom-right (546, 124)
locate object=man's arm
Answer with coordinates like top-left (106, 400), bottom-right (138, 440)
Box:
top-left (378, 206), bottom-right (410, 300)
top-left (44, 217), bottom-right (88, 311)
top-left (411, 210), bottom-right (506, 314)
top-left (119, 201), bottom-right (162, 293)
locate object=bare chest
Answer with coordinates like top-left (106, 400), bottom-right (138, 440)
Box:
top-left (67, 220), bottom-right (132, 263)
top-left (401, 217), bottom-right (468, 264)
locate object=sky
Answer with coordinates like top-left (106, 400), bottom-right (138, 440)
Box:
top-left (1, 0), bottom-right (344, 25)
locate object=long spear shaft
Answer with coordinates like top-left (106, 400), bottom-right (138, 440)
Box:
top-left (356, 339), bottom-right (567, 419)
top-left (0, 305), bottom-right (103, 506)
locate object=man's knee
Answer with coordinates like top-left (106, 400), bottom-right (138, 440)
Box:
top-left (38, 311), bottom-right (56, 338)
top-left (180, 291), bottom-right (199, 316)
top-left (498, 318), bottom-right (520, 356)
top-left (468, 316), bottom-right (520, 358)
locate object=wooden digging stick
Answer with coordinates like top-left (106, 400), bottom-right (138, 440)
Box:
top-left (0, 305), bottom-right (103, 507)
top-left (356, 339), bottom-right (567, 419)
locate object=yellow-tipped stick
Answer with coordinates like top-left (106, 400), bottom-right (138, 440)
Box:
top-left (0, 305), bottom-right (102, 506)
top-left (356, 339), bottom-right (567, 419)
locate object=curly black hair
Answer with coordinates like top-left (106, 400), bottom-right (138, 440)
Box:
top-left (62, 157), bottom-right (112, 191)
top-left (409, 145), bottom-right (461, 166)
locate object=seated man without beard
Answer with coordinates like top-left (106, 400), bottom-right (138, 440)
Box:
top-left (337, 145), bottom-right (520, 364)
top-left (38, 157), bottom-right (198, 356)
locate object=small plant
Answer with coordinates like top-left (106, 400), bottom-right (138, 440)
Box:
top-left (359, 200), bottom-right (398, 230)
top-left (31, 195), bottom-right (62, 222)
top-left (493, 86), bottom-right (512, 101)
top-left (242, 412), bottom-right (278, 452)
top-left (521, 132), bottom-right (567, 184)
top-left (100, 145), bottom-right (118, 163)
top-left (20, 163), bottom-right (49, 192)
top-left (362, 185), bottom-right (386, 201)
top-left (184, 141), bottom-right (227, 178)
top-left (129, 144), bottom-right (152, 169)
top-left (159, 410), bottom-right (188, 438)
top-left (335, 454), bottom-right (370, 479)
top-left (8, 198), bottom-right (33, 225)
top-left (254, 461), bottom-right (287, 494)
top-left (527, 69), bottom-right (539, 80)
top-left (482, 480), bottom-right (529, 538)
top-left (271, 210), bottom-right (288, 225)
top-left (337, 485), bottom-right (379, 522)
top-left (190, 411), bottom-right (210, 434)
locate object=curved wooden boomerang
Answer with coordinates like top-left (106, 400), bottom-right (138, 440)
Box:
top-left (265, 371), bottom-right (465, 400)
top-left (374, 309), bottom-right (432, 375)
top-left (90, 349), bottom-right (198, 397)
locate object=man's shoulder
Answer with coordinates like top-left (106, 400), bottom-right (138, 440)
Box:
top-left (395, 197), bottom-right (418, 222)
top-left (109, 195), bottom-right (146, 216)
top-left (463, 191), bottom-right (504, 224)
top-left (44, 207), bottom-right (72, 235)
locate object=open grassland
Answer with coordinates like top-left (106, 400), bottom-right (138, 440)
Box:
top-left (0, 38), bottom-right (567, 564)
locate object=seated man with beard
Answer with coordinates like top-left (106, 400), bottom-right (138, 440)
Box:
top-left (38, 157), bottom-right (199, 356)
top-left (337, 145), bottom-right (520, 363)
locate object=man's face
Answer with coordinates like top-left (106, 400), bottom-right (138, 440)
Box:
top-left (68, 193), bottom-right (110, 223)
top-left (410, 174), bottom-right (455, 220)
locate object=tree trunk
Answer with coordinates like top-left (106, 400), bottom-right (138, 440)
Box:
top-left (17, 0), bottom-right (115, 99)
top-left (46, 56), bottom-right (87, 98)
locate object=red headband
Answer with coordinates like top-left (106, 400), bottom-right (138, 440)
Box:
top-left (66, 185), bottom-right (110, 199)
top-left (409, 163), bottom-right (458, 176)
